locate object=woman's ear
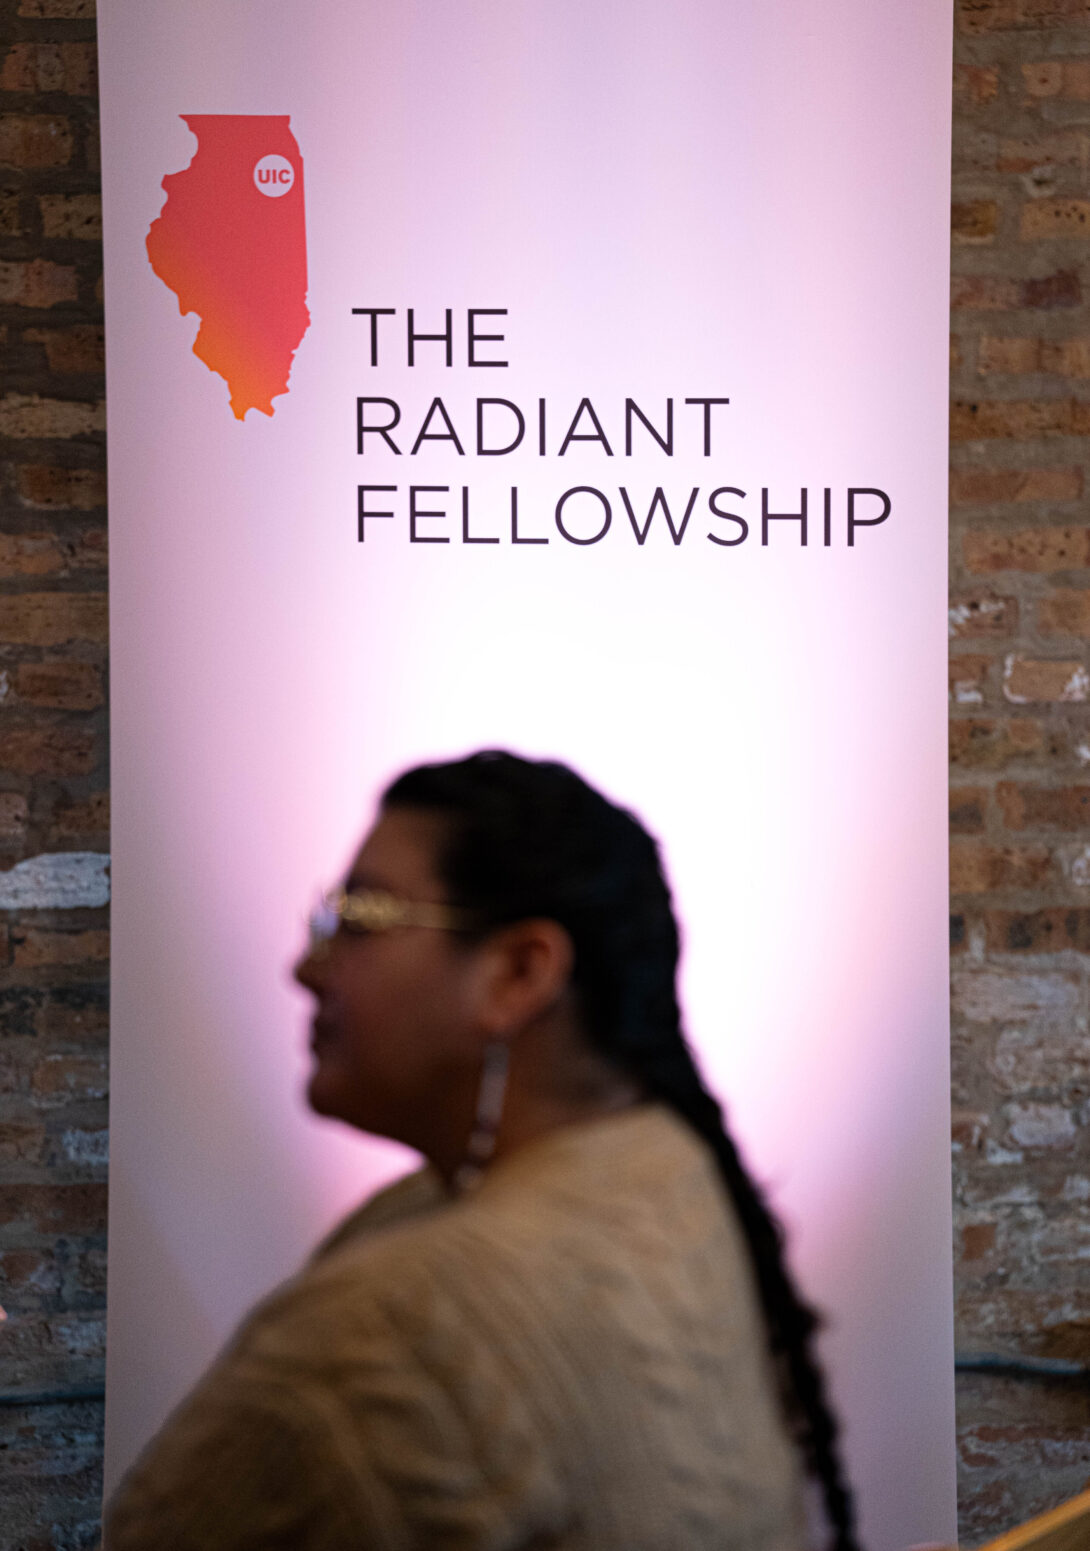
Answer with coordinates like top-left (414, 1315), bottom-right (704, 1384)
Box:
top-left (475, 918), bottom-right (575, 1037)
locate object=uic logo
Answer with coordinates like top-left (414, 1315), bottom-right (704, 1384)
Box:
top-left (253, 154), bottom-right (294, 197)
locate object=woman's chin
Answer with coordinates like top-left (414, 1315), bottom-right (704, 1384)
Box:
top-left (305, 1061), bottom-right (343, 1119)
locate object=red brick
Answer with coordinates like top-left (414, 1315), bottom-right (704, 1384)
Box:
top-left (0, 259), bottom-right (77, 309)
top-left (951, 654), bottom-right (993, 705)
top-left (952, 1111), bottom-right (989, 1150)
top-left (1022, 57), bottom-right (1090, 99)
top-left (66, 1243), bottom-right (107, 1299)
top-left (950, 842), bottom-right (1053, 893)
top-left (29, 1052), bottom-right (107, 1106)
top-left (71, 527), bottom-right (106, 568)
top-left (961, 1222), bottom-right (998, 1260)
top-left (949, 467), bottom-right (1083, 504)
top-left (950, 719), bottom-right (1047, 769)
top-left (13, 465), bottom-right (106, 510)
top-left (0, 793), bottom-right (29, 841)
top-left (60, 511), bottom-right (106, 559)
top-left (1040, 338), bottom-right (1090, 377)
top-left (949, 593), bottom-right (1019, 637)
top-left (1, 726), bottom-right (96, 777)
top-left (48, 791), bottom-right (107, 842)
top-left (962, 526), bottom-right (1090, 573)
top-left (18, 0), bottom-right (97, 13)
top-left (1037, 588), bottom-right (1090, 635)
top-left (956, 64), bottom-right (1001, 103)
top-left (1024, 60), bottom-right (1064, 96)
top-left (952, 786), bottom-right (990, 833)
top-left (1020, 269), bottom-right (1084, 308)
top-left (0, 1122), bottom-right (45, 1164)
top-left (0, 395), bottom-right (104, 439)
top-left (951, 911), bottom-right (968, 954)
top-left (952, 276), bottom-right (1016, 311)
top-left (70, 530), bottom-right (106, 580)
top-left (35, 987), bottom-right (108, 1044)
top-left (951, 270), bottom-right (1082, 310)
top-left (953, 201), bottom-right (999, 244)
top-left (0, 527), bottom-right (105, 577)
top-left (0, 190), bottom-right (22, 237)
top-left (960, 0), bottom-right (1090, 35)
top-left (961, 1395), bottom-right (1090, 1451)
top-left (0, 1430), bottom-right (103, 1521)
top-left (1003, 654), bottom-right (1089, 702)
top-left (977, 336), bottom-right (1041, 374)
top-left (955, 1388), bottom-right (1090, 1546)
top-left (8, 1312), bottom-right (105, 1381)
top-left (0, 115), bottom-right (73, 170)
top-left (37, 194), bottom-right (101, 242)
top-left (1021, 199), bottom-right (1090, 240)
top-left (12, 929), bottom-right (109, 969)
top-left (952, 276), bottom-right (1020, 311)
top-left (955, 127), bottom-right (1003, 177)
top-left (24, 324), bottom-right (104, 374)
top-left (0, 1249), bottom-right (58, 1303)
top-left (997, 782), bottom-right (1090, 829)
top-left (951, 397), bottom-right (1090, 440)
top-left (14, 661), bottom-right (103, 710)
top-left (0, 592), bottom-right (107, 645)
top-left (0, 1183), bottom-right (106, 1236)
top-left (0, 532), bottom-right (67, 577)
top-left (0, 42), bottom-right (97, 96)
top-left (987, 908), bottom-right (1090, 951)
top-left (998, 131), bottom-right (1090, 173)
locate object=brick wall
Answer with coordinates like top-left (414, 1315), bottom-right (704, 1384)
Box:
top-left (0, 0), bottom-right (107, 1546)
top-left (951, 2), bottom-right (1090, 1545)
top-left (2, 1), bottom-right (1089, 1548)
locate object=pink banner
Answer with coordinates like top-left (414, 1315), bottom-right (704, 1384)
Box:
top-left (98, 4), bottom-right (955, 1546)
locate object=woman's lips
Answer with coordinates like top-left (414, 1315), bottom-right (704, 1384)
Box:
top-left (310, 1016), bottom-right (335, 1051)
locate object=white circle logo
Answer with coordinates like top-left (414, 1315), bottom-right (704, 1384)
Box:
top-left (253, 154), bottom-right (295, 197)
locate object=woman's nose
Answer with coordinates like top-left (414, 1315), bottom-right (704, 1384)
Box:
top-left (293, 940), bottom-right (328, 991)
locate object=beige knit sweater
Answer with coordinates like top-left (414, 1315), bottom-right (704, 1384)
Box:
top-left (105, 1104), bottom-right (808, 1550)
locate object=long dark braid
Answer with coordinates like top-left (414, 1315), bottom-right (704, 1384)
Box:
top-left (384, 749), bottom-right (861, 1551)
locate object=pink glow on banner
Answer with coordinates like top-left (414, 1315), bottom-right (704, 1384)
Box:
top-left (98, 2), bottom-right (954, 1545)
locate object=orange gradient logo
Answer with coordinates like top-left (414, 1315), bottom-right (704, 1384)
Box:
top-left (147, 115), bottom-right (309, 420)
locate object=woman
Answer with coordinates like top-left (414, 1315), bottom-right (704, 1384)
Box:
top-left (106, 750), bottom-right (859, 1551)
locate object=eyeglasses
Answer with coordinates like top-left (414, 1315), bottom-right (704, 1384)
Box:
top-left (307, 887), bottom-right (482, 949)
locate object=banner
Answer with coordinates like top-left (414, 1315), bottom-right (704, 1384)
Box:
top-left (98, 4), bottom-right (955, 1546)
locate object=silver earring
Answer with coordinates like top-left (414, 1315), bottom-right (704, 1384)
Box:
top-left (453, 1039), bottom-right (510, 1194)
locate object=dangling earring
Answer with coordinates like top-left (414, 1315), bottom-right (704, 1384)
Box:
top-left (453, 1039), bottom-right (510, 1194)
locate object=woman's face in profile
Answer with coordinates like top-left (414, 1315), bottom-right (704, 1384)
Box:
top-left (294, 807), bottom-right (485, 1144)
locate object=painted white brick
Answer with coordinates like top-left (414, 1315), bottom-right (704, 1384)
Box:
top-left (952, 967), bottom-right (1081, 1023)
top-left (1007, 1102), bottom-right (1077, 1149)
top-left (61, 1128), bottom-right (109, 1168)
top-left (0, 851), bottom-right (109, 909)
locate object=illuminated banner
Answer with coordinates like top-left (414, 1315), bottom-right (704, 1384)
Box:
top-left (98, 5), bottom-right (955, 1547)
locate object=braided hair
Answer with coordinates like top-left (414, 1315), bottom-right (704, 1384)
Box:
top-left (383, 749), bottom-right (861, 1551)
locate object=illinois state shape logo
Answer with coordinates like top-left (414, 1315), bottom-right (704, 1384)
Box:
top-left (146, 115), bottom-right (309, 420)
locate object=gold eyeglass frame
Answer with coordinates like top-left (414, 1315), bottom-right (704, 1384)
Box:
top-left (316, 887), bottom-right (482, 939)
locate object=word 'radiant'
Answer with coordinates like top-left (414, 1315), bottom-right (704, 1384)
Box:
top-left (357, 397), bottom-right (730, 458)
top-left (357, 486), bottom-right (891, 547)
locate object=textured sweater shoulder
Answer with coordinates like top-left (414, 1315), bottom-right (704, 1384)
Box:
top-left (105, 1104), bottom-right (808, 1551)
